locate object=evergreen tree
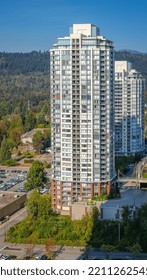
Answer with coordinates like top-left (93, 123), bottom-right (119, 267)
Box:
top-left (24, 111), bottom-right (37, 132)
top-left (37, 113), bottom-right (47, 127)
top-left (0, 136), bottom-right (11, 163)
top-left (32, 130), bottom-right (45, 153)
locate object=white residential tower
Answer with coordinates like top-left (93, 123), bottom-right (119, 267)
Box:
top-left (115, 61), bottom-right (145, 156)
top-left (50, 24), bottom-right (116, 214)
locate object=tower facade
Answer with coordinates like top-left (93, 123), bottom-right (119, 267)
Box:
top-left (115, 61), bottom-right (145, 156)
top-left (50, 24), bottom-right (115, 213)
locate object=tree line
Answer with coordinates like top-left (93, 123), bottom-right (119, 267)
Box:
top-left (0, 103), bottom-right (50, 165)
top-left (0, 51), bottom-right (49, 76)
top-left (1, 50), bottom-right (147, 78)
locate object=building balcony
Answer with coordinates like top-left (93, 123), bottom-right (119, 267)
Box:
top-left (62, 198), bottom-right (71, 202)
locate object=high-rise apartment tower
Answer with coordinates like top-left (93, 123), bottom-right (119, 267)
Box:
top-left (115, 61), bottom-right (145, 156)
top-left (50, 24), bottom-right (116, 214)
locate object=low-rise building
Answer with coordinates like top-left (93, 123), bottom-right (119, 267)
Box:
top-left (65, 188), bottom-right (146, 220)
top-left (0, 191), bottom-right (27, 221)
top-left (21, 128), bottom-right (45, 144)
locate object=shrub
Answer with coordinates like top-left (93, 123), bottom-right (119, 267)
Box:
top-left (22, 151), bottom-right (34, 158)
top-left (3, 158), bottom-right (18, 166)
top-left (17, 150), bottom-right (22, 156)
top-left (100, 244), bottom-right (118, 252)
top-left (24, 159), bottom-right (34, 164)
top-left (43, 161), bottom-right (51, 168)
top-left (93, 195), bottom-right (109, 201)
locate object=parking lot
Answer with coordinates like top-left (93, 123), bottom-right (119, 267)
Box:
top-left (0, 168), bottom-right (50, 195)
top-left (0, 253), bottom-right (17, 260)
top-left (0, 169), bottom-right (27, 193)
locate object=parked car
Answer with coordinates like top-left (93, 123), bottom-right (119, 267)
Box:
top-left (36, 255), bottom-right (49, 260)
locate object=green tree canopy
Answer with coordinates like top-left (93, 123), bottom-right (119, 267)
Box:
top-left (32, 130), bottom-right (45, 153)
top-left (24, 160), bottom-right (45, 191)
top-left (130, 243), bottom-right (142, 255)
top-left (121, 205), bottom-right (132, 225)
top-left (37, 113), bottom-right (47, 127)
top-left (26, 190), bottom-right (53, 221)
top-left (43, 128), bottom-right (51, 147)
top-left (0, 135), bottom-right (11, 164)
top-left (0, 119), bottom-right (9, 144)
top-left (8, 114), bottom-right (23, 147)
top-left (136, 204), bottom-right (147, 251)
top-left (9, 114), bottom-right (23, 130)
top-left (40, 103), bottom-right (50, 116)
top-left (24, 111), bottom-right (37, 132)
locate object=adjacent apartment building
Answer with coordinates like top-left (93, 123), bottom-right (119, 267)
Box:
top-left (50, 24), bottom-right (116, 214)
top-left (115, 61), bottom-right (145, 156)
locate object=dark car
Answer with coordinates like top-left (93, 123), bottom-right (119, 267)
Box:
top-left (36, 255), bottom-right (49, 260)
top-left (6, 255), bottom-right (16, 260)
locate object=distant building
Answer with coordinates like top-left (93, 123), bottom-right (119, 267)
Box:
top-left (115, 61), bottom-right (145, 156)
top-left (50, 24), bottom-right (116, 215)
top-left (21, 128), bottom-right (45, 145)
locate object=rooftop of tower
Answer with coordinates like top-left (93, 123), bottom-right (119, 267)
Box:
top-left (115, 60), bottom-right (144, 78)
top-left (51, 23), bottom-right (113, 48)
top-left (70, 23), bottom-right (100, 37)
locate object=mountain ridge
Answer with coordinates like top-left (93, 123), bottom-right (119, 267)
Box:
top-left (118, 49), bottom-right (147, 55)
top-left (0, 50), bottom-right (146, 117)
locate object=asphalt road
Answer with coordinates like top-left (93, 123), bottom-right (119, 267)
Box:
top-left (0, 207), bottom-right (28, 258)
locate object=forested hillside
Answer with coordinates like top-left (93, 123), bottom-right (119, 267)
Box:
top-left (0, 51), bottom-right (49, 75)
top-left (0, 51), bottom-right (50, 118)
top-left (0, 50), bottom-right (147, 118)
top-left (1, 50), bottom-right (146, 77)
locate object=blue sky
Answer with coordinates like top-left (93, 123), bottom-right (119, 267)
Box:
top-left (0, 0), bottom-right (147, 53)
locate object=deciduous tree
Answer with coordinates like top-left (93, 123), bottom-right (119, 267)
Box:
top-left (24, 160), bottom-right (45, 191)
